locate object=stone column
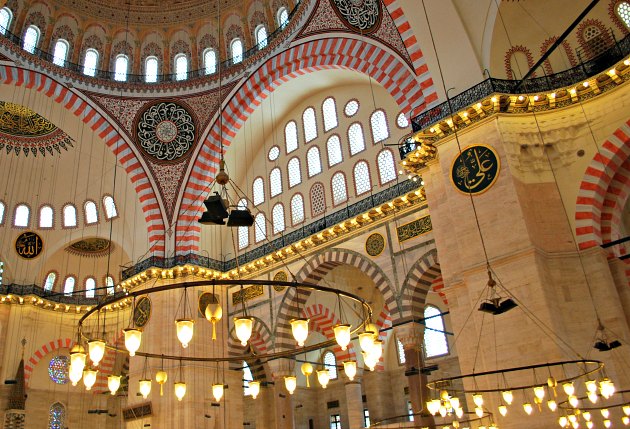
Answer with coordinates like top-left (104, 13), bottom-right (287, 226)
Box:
top-left (345, 379), bottom-right (364, 429)
top-left (268, 359), bottom-right (295, 429)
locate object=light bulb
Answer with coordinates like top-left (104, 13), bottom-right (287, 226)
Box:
top-left (333, 324), bottom-right (352, 351)
top-left (88, 339), bottom-right (106, 367)
top-left (317, 369), bottom-right (330, 388)
top-left (502, 390), bottom-right (514, 405)
top-left (156, 370), bottom-right (168, 396)
top-left (523, 402), bottom-right (533, 415)
top-left (175, 319), bottom-right (195, 348)
top-left (139, 379), bottom-right (152, 399)
top-left (498, 405), bottom-right (507, 416)
top-left (359, 331), bottom-right (376, 353)
top-left (587, 391), bottom-right (598, 404)
top-left (473, 393), bottom-right (484, 407)
top-left (249, 381), bottom-right (260, 399)
top-left (284, 376), bottom-right (297, 395)
top-left (475, 406), bottom-right (483, 418)
top-left (174, 381), bottom-right (187, 401)
top-left (602, 409), bottom-right (610, 419)
top-left (624, 405), bottom-right (630, 416)
top-left (343, 360), bottom-right (357, 381)
top-left (623, 416), bottom-right (630, 426)
top-left (234, 317), bottom-right (253, 346)
top-left (568, 395), bottom-right (579, 408)
top-left (212, 383), bottom-right (225, 402)
top-left (534, 386), bottom-right (546, 400)
top-left (123, 328), bottom-right (142, 356)
top-left (290, 318), bottom-right (309, 347)
top-left (604, 420), bottom-right (611, 428)
top-left (83, 369), bottom-right (97, 390)
top-left (559, 416), bottom-right (568, 427)
top-left (563, 382), bottom-right (575, 396)
top-left (108, 374), bottom-right (121, 395)
top-left (585, 380), bottom-right (598, 393)
top-left (548, 399), bottom-right (557, 411)
top-left (205, 302), bottom-right (223, 340)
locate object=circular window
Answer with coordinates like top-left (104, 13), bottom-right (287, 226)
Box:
top-left (48, 355), bottom-right (69, 384)
top-left (268, 145), bottom-right (280, 161)
top-left (344, 100), bottom-right (359, 117)
top-left (396, 113), bottom-right (409, 129)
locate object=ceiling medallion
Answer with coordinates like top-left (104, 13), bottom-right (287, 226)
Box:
top-left (136, 101), bottom-right (196, 162)
top-left (365, 232), bottom-right (385, 257)
top-left (273, 271), bottom-right (288, 291)
top-left (66, 238), bottom-right (112, 257)
top-left (330, 0), bottom-right (382, 34)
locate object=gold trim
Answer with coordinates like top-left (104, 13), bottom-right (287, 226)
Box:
top-left (396, 215), bottom-right (432, 243)
top-left (449, 143), bottom-right (500, 196)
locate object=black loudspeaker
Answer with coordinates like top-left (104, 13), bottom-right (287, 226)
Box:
top-left (227, 209), bottom-right (254, 227)
top-left (199, 193), bottom-right (228, 225)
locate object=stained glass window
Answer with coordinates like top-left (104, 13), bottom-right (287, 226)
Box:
top-left (63, 204), bottom-right (77, 227)
top-left (370, 110), bottom-right (389, 143)
top-left (396, 112), bottom-right (409, 128)
top-left (323, 351), bottom-right (337, 380)
top-left (103, 196), bottom-right (117, 219)
top-left (291, 194), bottom-right (304, 225)
top-left (322, 97), bottom-right (338, 132)
top-left (48, 402), bottom-right (66, 429)
top-left (307, 146), bottom-right (322, 177)
top-left (285, 121), bottom-right (298, 153)
top-left (238, 199), bottom-right (249, 249)
top-left (83, 49), bottom-right (98, 77)
top-left (377, 149), bottom-right (396, 184)
top-left (44, 272), bottom-right (56, 292)
top-left (23, 25), bottom-right (39, 54)
top-left (254, 213), bottom-right (266, 243)
top-left (14, 204), bottom-right (29, 227)
top-left (231, 39), bottom-right (243, 64)
top-left (0, 8), bottom-right (12, 35)
top-left (270, 168), bottom-right (283, 197)
top-left (310, 183), bottom-right (326, 216)
top-left (145, 56), bottom-right (158, 83)
top-left (327, 135), bottom-right (343, 167)
top-left (52, 39), bottom-right (69, 67)
top-left (48, 356), bottom-right (69, 384)
top-left (288, 157), bottom-right (301, 187)
top-left (349, 123), bottom-right (365, 155)
top-left (344, 99), bottom-right (359, 117)
top-left (114, 54), bottom-right (129, 81)
top-left (204, 49), bottom-right (217, 75)
top-left (64, 276), bottom-right (75, 296)
top-left (617, 2), bottom-right (630, 28)
top-left (303, 107), bottom-right (317, 143)
top-left (40, 205), bottom-right (54, 228)
top-left (85, 201), bottom-right (98, 224)
top-left (424, 306), bottom-right (449, 358)
top-left (256, 25), bottom-right (268, 49)
top-left (253, 177), bottom-right (265, 206)
top-left (272, 203), bottom-right (285, 234)
top-left (354, 161), bottom-right (371, 195)
top-left (331, 173), bottom-right (348, 205)
top-left (106, 276), bottom-right (115, 295)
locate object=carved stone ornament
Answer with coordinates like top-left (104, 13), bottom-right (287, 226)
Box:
top-left (330, 0), bottom-right (382, 34)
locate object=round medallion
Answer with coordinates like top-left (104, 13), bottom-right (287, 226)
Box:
top-left (198, 292), bottom-right (219, 316)
top-left (133, 296), bottom-right (152, 328)
top-left (451, 144), bottom-right (500, 195)
top-left (330, 0), bottom-right (382, 34)
top-left (273, 271), bottom-right (288, 291)
top-left (365, 233), bottom-right (385, 257)
top-left (136, 101), bottom-right (196, 162)
top-left (15, 231), bottom-right (43, 259)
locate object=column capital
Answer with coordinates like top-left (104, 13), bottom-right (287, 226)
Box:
top-left (394, 322), bottom-right (424, 349)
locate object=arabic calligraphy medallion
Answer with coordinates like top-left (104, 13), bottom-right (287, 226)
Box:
top-left (330, 0), bottom-right (382, 34)
top-left (133, 296), bottom-right (152, 328)
top-left (15, 231), bottom-right (43, 259)
top-left (365, 233), bottom-right (385, 256)
top-left (451, 144), bottom-right (500, 195)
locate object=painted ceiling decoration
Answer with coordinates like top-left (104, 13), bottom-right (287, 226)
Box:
top-left (0, 102), bottom-right (74, 157)
top-left (66, 238), bottom-right (113, 258)
top-left (330, 0), bottom-right (382, 33)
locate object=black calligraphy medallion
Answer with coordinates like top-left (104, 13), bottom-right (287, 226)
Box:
top-left (133, 296), bottom-right (152, 328)
top-left (451, 145), bottom-right (500, 195)
top-left (136, 101), bottom-right (196, 162)
top-left (330, 0), bottom-right (382, 34)
top-left (15, 231), bottom-right (43, 259)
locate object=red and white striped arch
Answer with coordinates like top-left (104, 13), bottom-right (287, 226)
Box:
top-left (176, 37), bottom-right (433, 254)
top-left (0, 66), bottom-right (165, 255)
top-left (24, 337), bottom-right (73, 387)
top-left (303, 303), bottom-right (357, 362)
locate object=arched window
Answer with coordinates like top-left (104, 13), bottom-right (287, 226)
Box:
top-left (14, 204), bottom-right (29, 227)
top-left (85, 278), bottom-right (96, 298)
top-left (48, 402), bottom-right (66, 429)
top-left (243, 361), bottom-right (254, 396)
top-left (270, 168), bottom-right (283, 197)
top-left (175, 53), bottom-right (188, 81)
top-left (396, 338), bottom-right (406, 365)
top-left (290, 194), bottom-right (304, 225)
top-left (331, 173), bottom-right (348, 205)
top-left (617, 2), bottom-right (630, 28)
top-left (103, 196), bottom-right (117, 219)
top-left (424, 305), bottom-right (449, 358)
top-left (327, 135), bottom-right (343, 167)
top-left (288, 157), bottom-right (302, 188)
top-left (370, 110), bottom-right (389, 143)
top-left (231, 38), bottom-right (243, 64)
top-left (255, 25), bottom-right (268, 49)
top-left (0, 8), bottom-right (13, 35)
top-left (278, 7), bottom-right (289, 28)
top-left (254, 213), bottom-right (266, 243)
top-left (63, 204), bottom-right (77, 227)
top-left (145, 56), bottom-right (158, 83)
top-left (344, 99), bottom-right (359, 117)
top-left (272, 203), bottom-right (285, 234)
top-left (285, 121), bottom-right (298, 153)
top-left (310, 183), bottom-right (326, 216)
top-left (238, 199), bottom-right (249, 249)
top-left (43, 272), bottom-right (56, 292)
top-left (377, 149), bottom-right (396, 184)
top-left (23, 25), bottom-right (40, 54)
top-left (348, 123), bottom-right (366, 155)
top-left (322, 97), bottom-right (338, 132)
top-left (307, 146), bottom-right (322, 177)
top-left (354, 161), bottom-right (371, 195)
top-left (0, 201), bottom-right (5, 224)
top-left (303, 107), bottom-right (317, 143)
top-left (63, 276), bottom-right (75, 296)
top-left (323, 351), bottom-right (338, 380)
top-left (52, 39), bottom-right (69, 67)
top-left (203, 48), bottom-right (216, 75)
top-left (396, 112), bottom-right (409, 129)
top-left (114, 54), bottom-right (129, 81)
top-left (83, 49), bottom-right (99, 77)
top-left (106, 276), bottom-right (115, 295)
top-left (253, 177), bottom-right (265, 206)
top-left (39, 205), bottom-right (54, 228)
top-left (84, 201), bottom-right (98, 224)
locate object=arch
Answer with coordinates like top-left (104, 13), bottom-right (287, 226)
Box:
top-left (176, 37), bottom-right (432, 254)
top-left (226, 316), bottom-right (273, 378)
top-left (303, 303), bottom-right (357, 362)
top-left (610, 0), bottom-right (630, 33)
top-left (575, 118), bottom-right (630, 251)
top-left (539, 36), bottom-right (578, 75)
top-left (273, 248), bottom-right (397, 351)
top-left (504, 45), bottom-right (535, 80)
top-left (576, 19), bottom-right (613, 59)
top-left (24, 337), bottom-right (73, 387)
top-left (399, 248), bottom-right (445, 320)
top-left (0, 66), bottom-right (164, 254)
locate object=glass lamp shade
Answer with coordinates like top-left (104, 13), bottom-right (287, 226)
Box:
top-left (174, 381), bottom-right (187, 401)
top-left (498, 405), bottom-right (507, 416)
top-left (369, 339), bottom-right (383, 361)
top-left (455, 407), bottom-right (464, 419)
top-left (624, 405), bottom-right (630, 416)
top-left (212, 383), bottom-right (225, 402)
top-left (568, 395), bottom-right (579, 408)
top-left (547, 399), bottom-right (558, 411)
top-left (563, 382), bottom-right (575, 396)
top-left (70, 344), bottom-right (87, 373)
top-left (123, 328), bottom-right (142, 356)
top-left (108, 375), bottom-right (121, 395)
top-left (622, 416), bottom-right (630, 425)
top-left (234, 317), bottom-right (254, 346)
top-left (362, 351), bottom-right (377, 371)
top-left (175, 319), bottom-right (195, 348)
top-left (343, 360), bottom-right (357, 381)
top-left (83, 369), bottom-right (97, 390)
top-left (290, 318), bottom-right (309, 347)
top-left (601, 409), bottom-right (610, 418)
top-left (205, 303), bottom-right (223, 340)
top-left (585, 422), bottom-right (594, 429)
top-left (139, 379), bottom-right (152, 399)
top-left (604, 420), bottom-right (612, 428)
top-left (301, 362), bottom-right (313, 387)
top-left (600, 378), bottom-right (616, 399)
top-left (585, 380), bottom-right (598, 393)
top-left (88, 339), bottom-right (106, 367)
top-left (559, 416), bottom-right (568, 427)
top-left (69, 364), bottom-right (83, 386)
top-left (450, 397), bottom-right (460, 410)
top-left (475, 406), bottom-right (483, 418)
top-left (359, 331), bottom-right (376, 353)
top-left (284, 376), bottom-right (297, 394)
top-left (534, 386), bottom-right (545, 400)
top-left (583, 412), bottom-right (592, 421)
top-left (249, 381), bottom-right (261, 399)
top-left (587, 391), bottom-right (598, 403)
top-left (365, 323), bottom-right (378, 337)
top-left (427, 399), bottom-right (441, 416)
top-left (333, 324), bottom-right (351, 351)
top-left (156, 370), bottom-right (168, 396)
top-left (523, 402), bottom-right (533, 415)
top-left (317, 369), bottom-right (330, 388)
top-left (501, 390), bottom-right (513, 405)
top-left (472, 393), bottom-right (484, 407)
